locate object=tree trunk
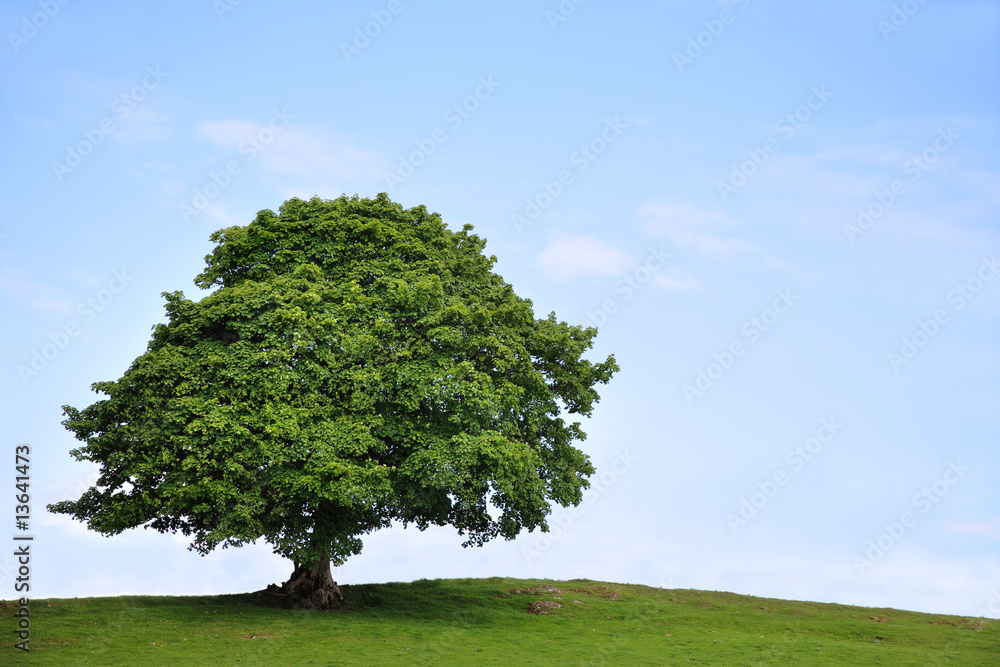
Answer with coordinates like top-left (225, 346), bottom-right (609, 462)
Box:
top-left (258, 556), bottom-right (345, 611)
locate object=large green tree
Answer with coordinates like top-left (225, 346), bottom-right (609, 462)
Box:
top-left (49, 194), bottom-right (618, 609)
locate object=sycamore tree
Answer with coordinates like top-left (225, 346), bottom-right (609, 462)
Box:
top-left (49, 194), bottom-right (618, 610)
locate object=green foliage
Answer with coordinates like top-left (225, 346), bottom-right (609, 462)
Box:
top-left (48, 194), bottom-right (618, 568)
top-left (10, 579), bottom-right (998, 665)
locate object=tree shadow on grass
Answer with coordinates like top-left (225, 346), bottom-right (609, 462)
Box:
top-left (216, 577), bottom-right (532, 625)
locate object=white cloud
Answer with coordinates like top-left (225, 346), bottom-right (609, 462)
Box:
top-left (112, 106), bottom-right (172, 144)
top-left (196, 118), bottom-right (261, 147)
top-left (175, 119), bottom-right (384, 222)
top-left (534, 233), bottom-right (634, 280)
top-left (652, 272), bottom-right (701, 291)
top-left (0, 267), bottom-right (74, 314)
top-left (764, 255), bottom-right (804, 282)
top-left (195, 119), bottom-right (381, 186)
top-left (159, 179), bottom-right (188, 199)
top-left (638, 201), bottom-right (755, 259)
top-left (197, 201), bottom-right (245, 227)
top-left (940, 518), bottom-right (1000, 539)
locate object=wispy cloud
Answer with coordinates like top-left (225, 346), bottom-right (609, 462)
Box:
top-left (652, 272), bottom-right (701, 291)
top-left (113, 106), bottom-right (172, 144)
top-left (940, 518), bottom-right (1000, 539)
top-left (638, 201), bottom-right (755, 259)
top-left (196, 118), bottom-right (267, 147)
top-left (0, 267), bottom-right (74, 314)
top-left (195, 119), bottom-right (381, 185)
top-left (534, 233), bottom-right (634, 280)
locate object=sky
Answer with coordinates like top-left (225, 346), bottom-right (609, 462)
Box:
top-left (1, 0), bottom-right (998, 618)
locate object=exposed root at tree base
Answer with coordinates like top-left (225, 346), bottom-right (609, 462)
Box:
top-left (254, 560), bottom-right (345, 611)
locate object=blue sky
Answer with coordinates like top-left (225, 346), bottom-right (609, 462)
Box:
top-left (1, 0), bottom-right (998, 617)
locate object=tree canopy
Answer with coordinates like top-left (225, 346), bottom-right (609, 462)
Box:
top-left (49, 194), bottom-right (618, 605)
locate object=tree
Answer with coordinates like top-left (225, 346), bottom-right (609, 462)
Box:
top-left (48, 194), bottom-right (618, 609)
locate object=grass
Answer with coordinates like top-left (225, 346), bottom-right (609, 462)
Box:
top-left (5, 578), bottom-right (997, 665)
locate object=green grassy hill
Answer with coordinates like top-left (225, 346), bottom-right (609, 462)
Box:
top-left (6, 578), bottom-right (997, 665)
